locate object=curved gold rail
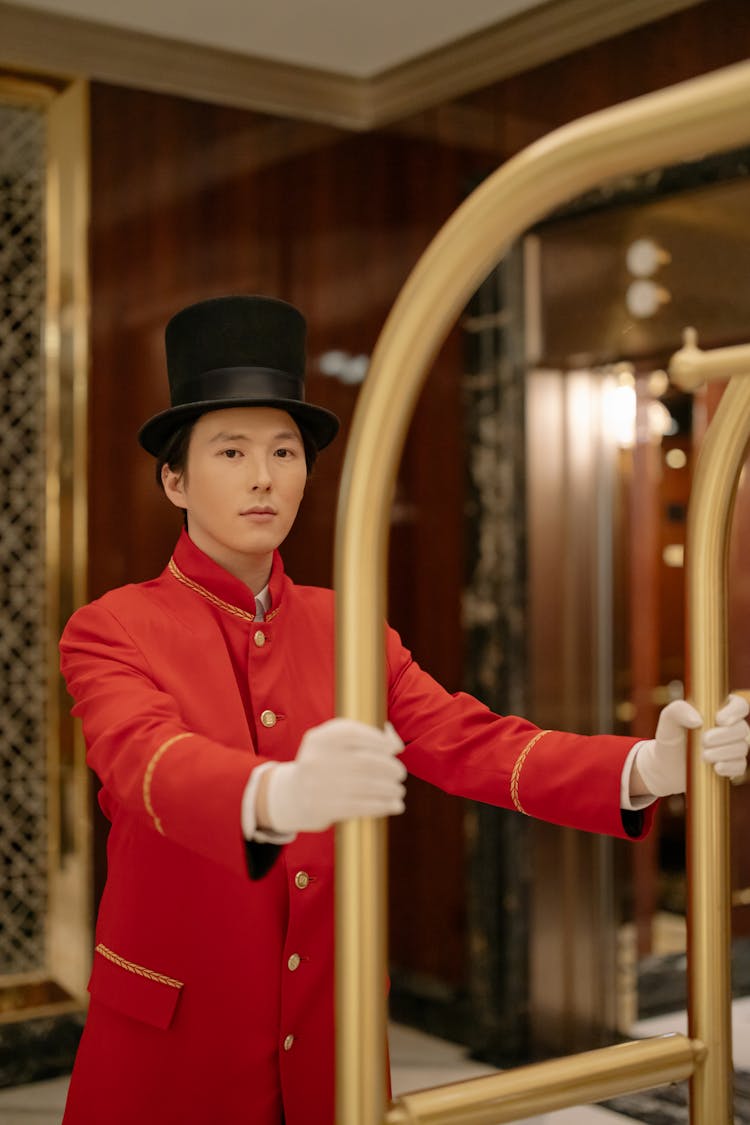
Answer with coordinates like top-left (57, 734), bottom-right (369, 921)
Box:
top-left (670, 335), bottom-right (750, 1120)
top-left (335, 60), bottom-right (750, 1125)
top-left (387, 1034), bottom-right (704, 1125)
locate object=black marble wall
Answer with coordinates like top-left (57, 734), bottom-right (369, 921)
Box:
top-left (461, 244), bottom-right (532, 1065)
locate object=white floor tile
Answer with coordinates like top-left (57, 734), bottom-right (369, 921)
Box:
top-left (541, 1109), bottom-right (641, 1123)
top-left (0, 1115), bottom-right (63, 1125)
top-left (388, 1022), bottom-right (638, 1123)
top-left (389, 1020), bottom-right (498, 1093)
top-left (20, 1004), bottom-right (750, 1124)
top-left (0, 1040), bottom-right (637, 1125)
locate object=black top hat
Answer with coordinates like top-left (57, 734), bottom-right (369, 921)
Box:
top-left (138, 295), bottom-right (340, 456)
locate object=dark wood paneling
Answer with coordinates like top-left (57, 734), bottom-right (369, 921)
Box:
top-left (89, 83), bottom-right (468, 979)
top-left (86, 0), bottom-right (750, 1030)
top-left (394, 0), bottom-right (750, 168)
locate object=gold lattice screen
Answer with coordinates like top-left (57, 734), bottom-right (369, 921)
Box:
top-left (0, 101), bottom-right (48, 977)
top-left (0, 77), bottom-right (90, 1029)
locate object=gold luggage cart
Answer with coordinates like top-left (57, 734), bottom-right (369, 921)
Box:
top-left (334, 60), bottom-right (750, 1125)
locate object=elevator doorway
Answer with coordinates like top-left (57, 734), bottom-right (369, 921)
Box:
top-left (525, 161), bottom-right (750, 1052)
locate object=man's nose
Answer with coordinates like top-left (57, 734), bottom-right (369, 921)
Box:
top-left (249, 459), bottom-right (272, 490)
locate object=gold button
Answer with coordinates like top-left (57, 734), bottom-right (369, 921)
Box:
top-left (287, 953), bottom-right (301, 972)
top-left (294, 871), bottom-right (309, 890)
top-left (283, 1034), bottom-right (295, 1051)
top-left (260, 709), bottom-right (277, 728)
top-left (253, 630), bottom-right (266, 648)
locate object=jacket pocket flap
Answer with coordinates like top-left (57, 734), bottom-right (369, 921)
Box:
top-left (89, 943), bottom-right (183, 1030)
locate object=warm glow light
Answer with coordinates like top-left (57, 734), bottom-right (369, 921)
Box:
top-left (648, 369), bottom-right (670, 396)
top-left (603, 382), bottom-right (637, 449)
top-left (663, 544), bottom-right (685, 568)
top-left (602, 381), bottom-right (677, 450)
top-left (666, 448), bottom-right (688, 469)
top-left (626, 279), bottom-right (671, 318)
top-left (318, 350), bottom-right (369, 384)
top-left (625, 237), bottom-right (671, 277)
top-left (648, 400), bottom-right (677, 439)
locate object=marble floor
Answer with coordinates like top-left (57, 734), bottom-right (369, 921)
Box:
top-left (3, 1002), bottom-right (750, 1125)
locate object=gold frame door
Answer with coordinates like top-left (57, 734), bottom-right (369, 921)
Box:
top-left (334, 61), bottom-right (750, 1125)
top-left (0, 73), bottom-right (91, 1024)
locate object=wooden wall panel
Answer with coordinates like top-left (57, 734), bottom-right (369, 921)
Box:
top-left (88, 84), bottom-right (469, 979)
top-left (86, 0), bottom-right (750, 1028)
top-left (393, 0), bottom-right (750, 168)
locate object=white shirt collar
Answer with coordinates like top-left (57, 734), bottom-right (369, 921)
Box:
top-left (254, 584), bottom-right (271, 618)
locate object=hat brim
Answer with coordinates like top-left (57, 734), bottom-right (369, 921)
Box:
top-left (138, 397), bottom-right (340, 457)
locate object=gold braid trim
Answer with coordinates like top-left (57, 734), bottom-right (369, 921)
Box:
top-left (168, 557), bottom-right (280, 623)
top-left (143, 732), bottom-right (193, 835)
top-left (95, 943), bottom-right (183, 989)
top-left (510, 730), bottom-right (552, 815)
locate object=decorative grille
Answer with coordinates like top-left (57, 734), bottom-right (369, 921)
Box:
top-left (0, 102), bottom-right (48, 974)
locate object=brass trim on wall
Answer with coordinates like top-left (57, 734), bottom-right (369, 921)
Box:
top-left (0, 71), bottom-right (57, 108)
top-left (0, 72), bottom-right (91, 1022)
top-left (0, 0), bottom-right (703, 130)
top-left (45, 76), bottom-right (91, 1012)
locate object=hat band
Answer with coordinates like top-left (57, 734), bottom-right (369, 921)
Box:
top-left (175, 366), bottom-right (305, 407)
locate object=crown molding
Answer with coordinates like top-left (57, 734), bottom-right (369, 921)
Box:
top-left (0, 2), bottom-right (367, 128)
top-left (367, 0), bottom-right (705, 127)
top-left (0, 0), bottom-right (705, 131)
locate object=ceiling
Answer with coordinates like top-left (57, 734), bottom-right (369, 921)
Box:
top-left (6, 0), bottom-right (549, 78)
top-left (2, 0), bottom-right (704, 129)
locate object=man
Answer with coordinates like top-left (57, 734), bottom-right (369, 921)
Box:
top-left (60, 295), bottom-right (750, 1125)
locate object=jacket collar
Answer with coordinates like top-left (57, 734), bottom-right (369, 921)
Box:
top-left (168, 529), bottom-right (286, 623)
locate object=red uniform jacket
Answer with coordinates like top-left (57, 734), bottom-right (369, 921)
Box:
top-left (60, 531), bottom-right (648, 1125)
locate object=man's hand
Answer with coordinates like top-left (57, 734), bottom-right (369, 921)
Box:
top-left (260, 718), bottom-right (406, 835)
top-left (632, 695), bottom-right (750, 798)
top-left (702, 695), bottom-right (750, 778)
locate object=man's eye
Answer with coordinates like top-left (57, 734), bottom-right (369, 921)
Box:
top-left (222, 449), bottom-right (241, 459)
top-left (275, 447), bottom-right (292, 458)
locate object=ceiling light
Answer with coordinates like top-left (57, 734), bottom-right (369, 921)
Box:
top-left (625, 237), bottom-right (671, 277)
top-left (626, 279), bottom-right (671, 319)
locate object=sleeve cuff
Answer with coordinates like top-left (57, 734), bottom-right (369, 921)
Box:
top-left (241, 761), bottom-right (296, 844)
top-left (620, 741), bottom-right (658, 811)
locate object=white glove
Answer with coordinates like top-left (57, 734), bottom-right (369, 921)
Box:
top-left (701, 694), bottom-right (750, 779)
top-left (635, 695), bottom-right (750, 797)
top-left (264, 718), bottom-right (406, 834)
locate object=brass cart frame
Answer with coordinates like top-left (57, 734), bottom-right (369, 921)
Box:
top-left (334, 60), bottom-right (750, 1125)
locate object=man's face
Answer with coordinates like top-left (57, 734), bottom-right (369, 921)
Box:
top-left (162, 406), bottom-right (308, 571)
